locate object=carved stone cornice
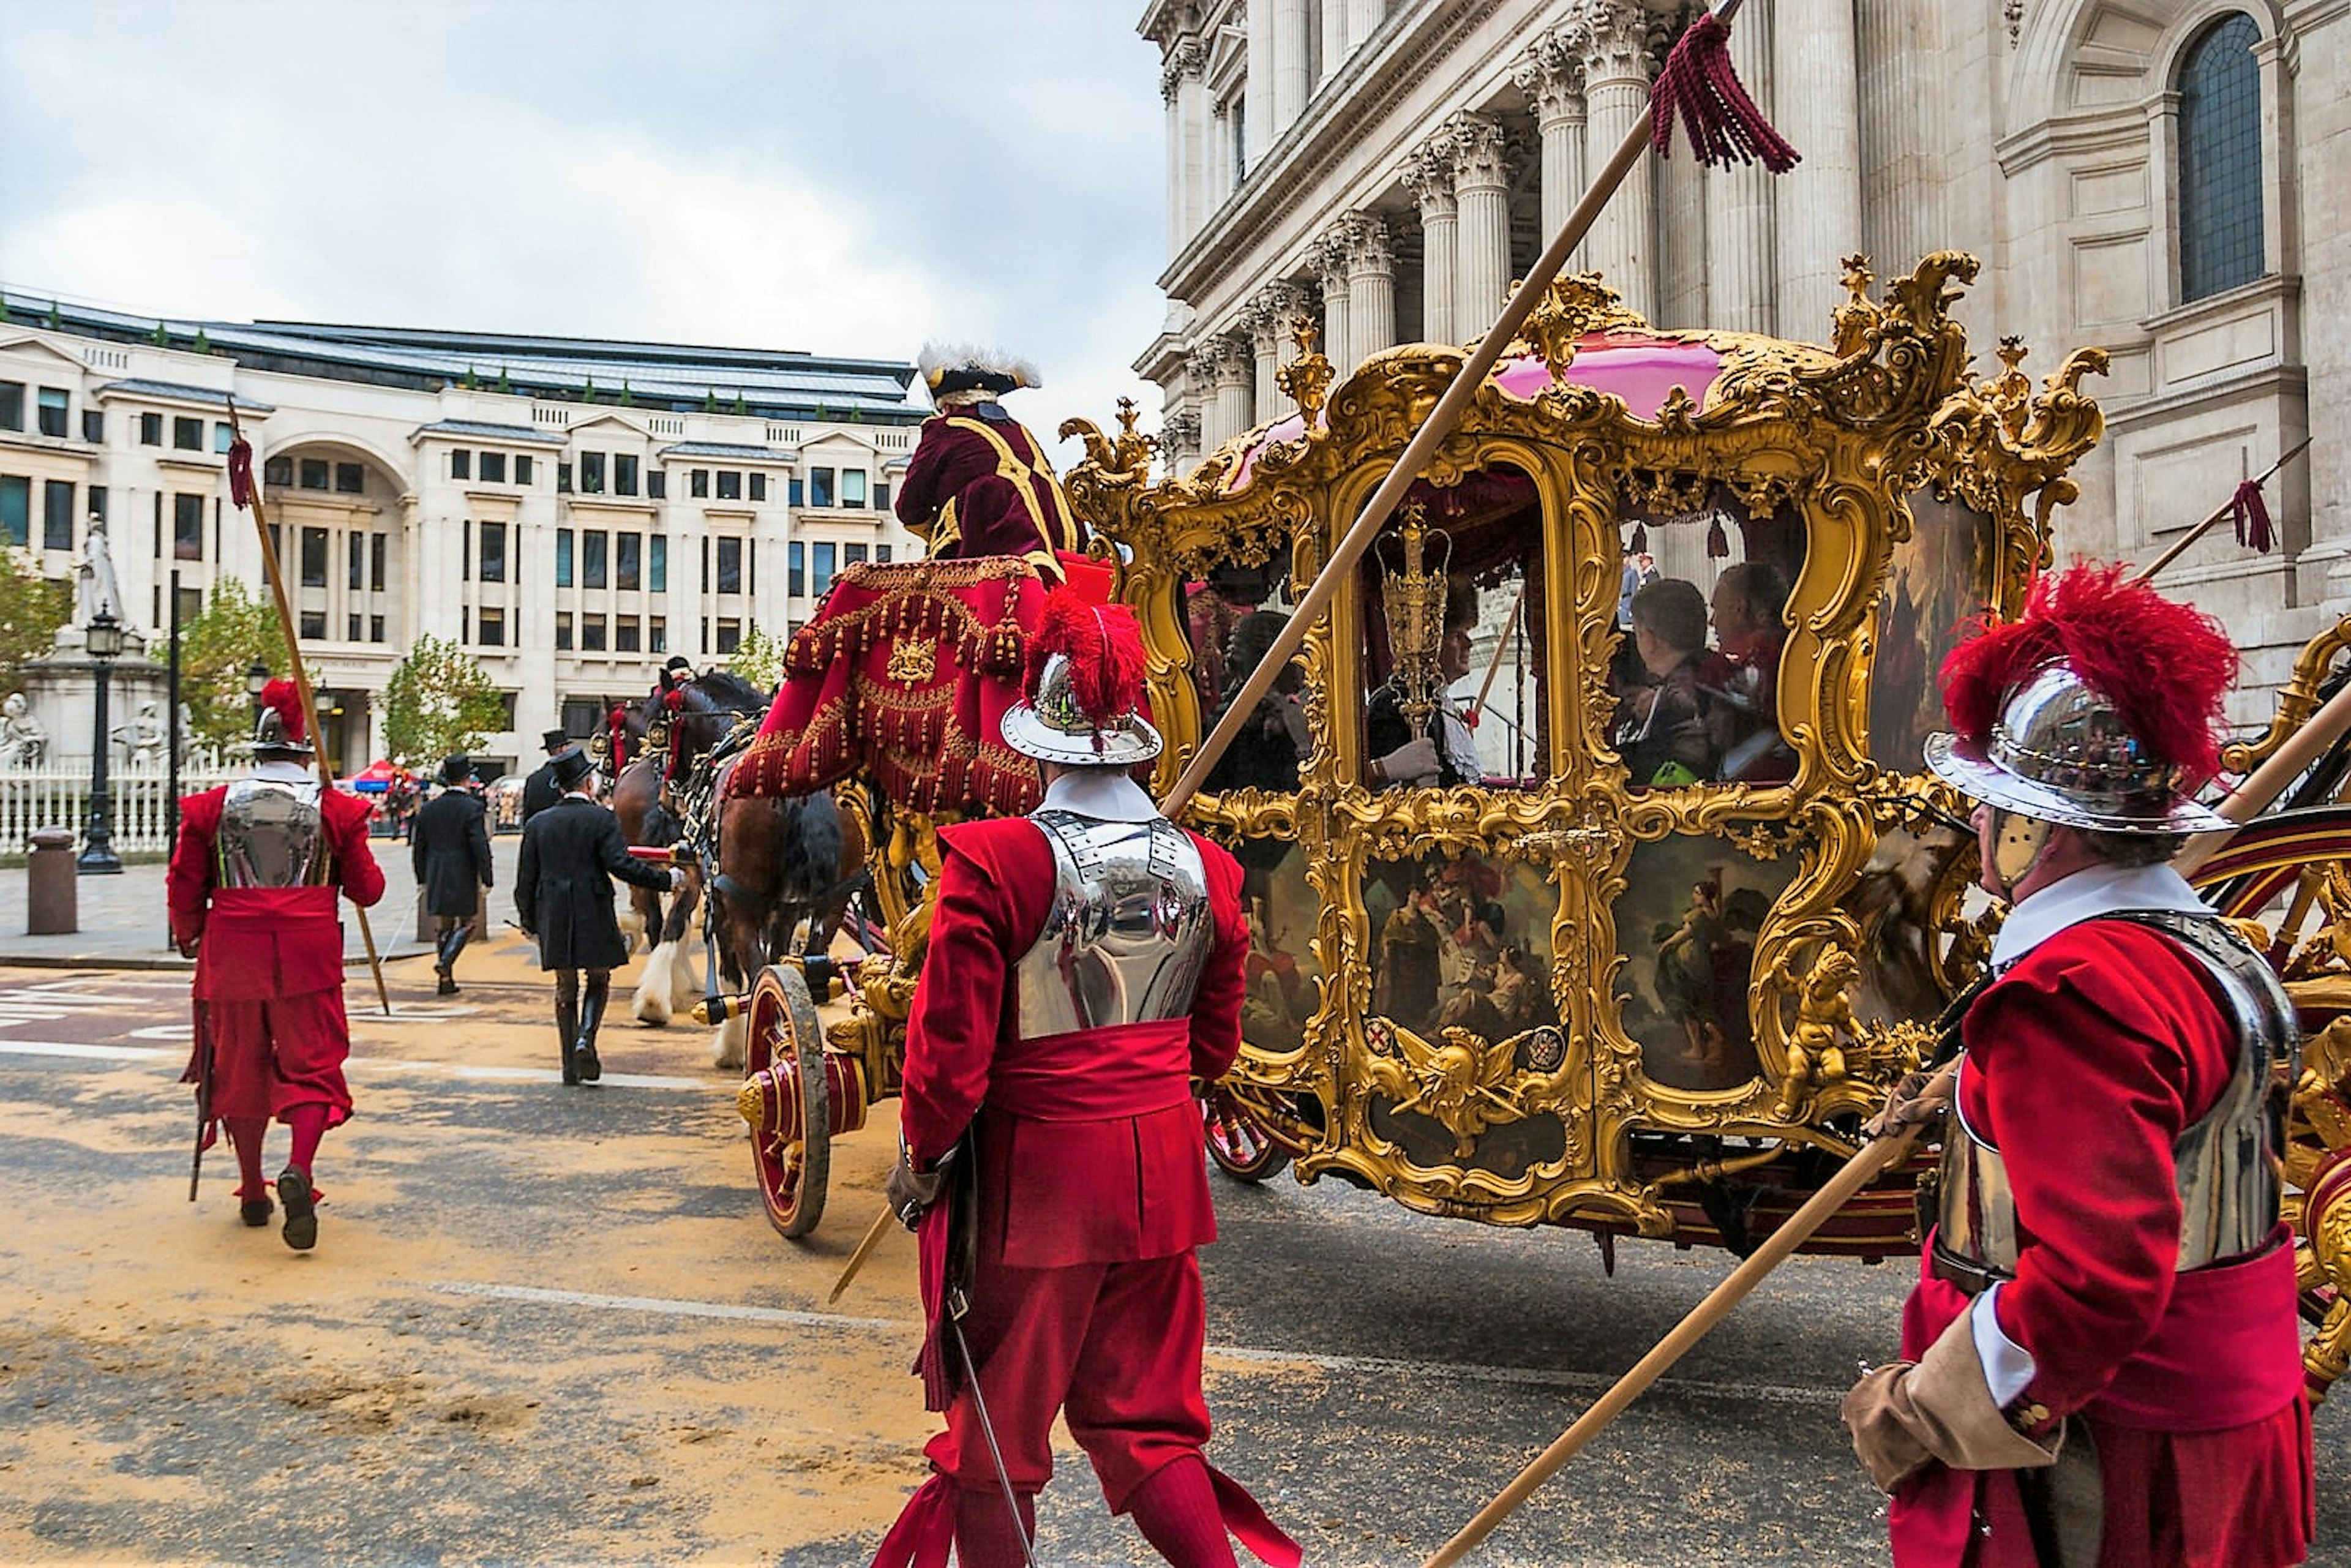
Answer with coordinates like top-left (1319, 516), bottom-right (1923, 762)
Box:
top-left (1248, 280), bottom-right (1313, 350)
top-left (1160, 36), bottom-right (1205, 103)
top-left (1573, 0), bottom-right (1669, 83)
top-left (1446, 111), bottom-right (1513, 191)
top-left (1511, 23), bottom-right (1590, 120)
top-left (1345, 211), bottom-right (1396, 276)
top-left (1403, 135), bottom-right (1460, 220)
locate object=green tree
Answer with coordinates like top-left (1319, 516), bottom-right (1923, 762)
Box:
top-left (381, 634), bottom-right (504, 766)
top-left (726, 623), bottom-right (790, 693)
top-left (179, 576), bottom-right (289, 754)
top-left (0, 552), bottom-right (71, 696)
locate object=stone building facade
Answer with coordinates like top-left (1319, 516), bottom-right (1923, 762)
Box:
top-left (1136, 0), bottom-right (2351, 713)
top-left (0, 295), bottom-right (926, 772)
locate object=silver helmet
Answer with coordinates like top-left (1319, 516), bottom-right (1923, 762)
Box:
top-left (1923, 662), bottom-right (2230, 834)
top-left (250, 699), bottom-right (315, 757)
top-left (1000, 651), bottom-right (1163, 768)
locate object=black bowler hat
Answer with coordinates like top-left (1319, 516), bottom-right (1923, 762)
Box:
top-left (440, 754), bottom-right (471, 786)
top-left (550, 745), bottom-right (594, 789)
top-left (541, 728), bottom-right (569, 752)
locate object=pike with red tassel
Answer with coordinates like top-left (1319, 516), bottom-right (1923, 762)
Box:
top-left (872, 588), bottom-right (1300, 1568)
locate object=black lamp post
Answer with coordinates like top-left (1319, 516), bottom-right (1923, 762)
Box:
top-left (78, 610), bottom-right (125, 875)
top-left (246, 658), bottom-right (270, 718)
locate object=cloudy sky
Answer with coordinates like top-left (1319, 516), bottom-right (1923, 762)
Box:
top-left (0, 1), bottom-right (1171, 459)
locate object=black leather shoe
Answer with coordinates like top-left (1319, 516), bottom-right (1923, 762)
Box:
top-left (437, 974), bottom-right (460, 996)
top-left (571, 1039), bottom-right (602, 1084)
top-left (240, 1196), bottom-right (274, 1228)
top-left (276, 1167), bottom-right (318, 1251)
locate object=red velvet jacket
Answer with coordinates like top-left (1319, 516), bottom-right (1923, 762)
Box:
top-left (168, 782), bottom-right (386, 1002)
top-left (899, 814), bottom-right (1248, 1269)
top-left (894, 413), bottom-right (1084, 569)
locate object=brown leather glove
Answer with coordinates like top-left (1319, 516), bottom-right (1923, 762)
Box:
top-left (1862, 1067), bottom-right (1955, 1141)
top-left (885, 1150), bottom-right (946, 1231)
top-left (1842, 1309), bottom-right (2061, 1493)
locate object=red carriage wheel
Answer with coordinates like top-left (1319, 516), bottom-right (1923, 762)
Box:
top-left (739, 964), bottom-right (831, 1239)
top-left (1202, 1086), bottom-right (1292, 1184)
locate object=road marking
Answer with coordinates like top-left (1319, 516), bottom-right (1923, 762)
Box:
top-left (421, 1282), bottom-right (1839, 1407)
top-left (0, 1039), bottom-right (714, 1092)
top-left (427, 1280), bottom-right (906, 1332)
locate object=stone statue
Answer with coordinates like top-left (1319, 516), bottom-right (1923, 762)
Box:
top-left (114, 699), bottom-right (167, 768)
top-left (75, 513), bottom-right (126, 628)
top-left (1, 692), bottom-right (48, 767)
top-left (178, 702), bottom-right (197, 766)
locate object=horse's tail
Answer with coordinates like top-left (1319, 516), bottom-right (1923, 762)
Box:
top-left (778, 793), bottom-right (844, 903)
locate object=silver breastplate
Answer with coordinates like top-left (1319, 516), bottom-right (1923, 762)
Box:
top-left (1013, 811), bottom-right (1215, 1039)
top-left (217, 777), bottom-right (326, 888)
top-left (1937, 911), bottom-right (2297, 1284)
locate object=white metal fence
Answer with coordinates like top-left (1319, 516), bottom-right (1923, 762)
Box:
top-left (0, 762), bottom-right (240, 856)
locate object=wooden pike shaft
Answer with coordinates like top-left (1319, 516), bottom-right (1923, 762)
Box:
top-left (226, 399), bottom-right (394, 1017)
top-left (1422, 1108), bottom-right (1935, 1567)
top-left (1422, 592), bottom-right (2351, 1564)
top-left (827, 1203), bottom-right (899, 1305)
top-left (2135, 436), bottom-right (2314, 586)
top-left (1160, 49), bottom-right (1670, 819)
top-left (1466, 583), bottom-right (1527, 724)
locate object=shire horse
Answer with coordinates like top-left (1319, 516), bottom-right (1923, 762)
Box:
top-left (699, 767), bottom-right (869, 1070)
top-left (613, 674), bottom-right (767, 1026)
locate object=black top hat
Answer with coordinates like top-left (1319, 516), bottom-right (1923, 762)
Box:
top-left (664, 656), bottom-right (692, 673)
top-left (440, 754), bottom-right (471, 786)
top-left (550, 745), bottom-right (594, 789)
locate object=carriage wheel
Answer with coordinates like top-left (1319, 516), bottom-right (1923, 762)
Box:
top-left (1202, 1087), bottom-right (1291, 1184)
top-left (740, 964), bottom-right (831, 1239)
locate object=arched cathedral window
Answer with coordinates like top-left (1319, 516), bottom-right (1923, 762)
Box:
top-left (2177, 13), bottom-right (2265, 303)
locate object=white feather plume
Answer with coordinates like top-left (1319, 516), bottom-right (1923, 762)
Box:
top-left (917, 340), bottom-right (1043, 390)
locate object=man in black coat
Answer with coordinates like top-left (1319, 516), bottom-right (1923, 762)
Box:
top-left (413, 754), bottom-right (493, 996)
top-left (519, 729), bottom-right (569, 825)
top-left (515, 745), bottom-right (681, 1084)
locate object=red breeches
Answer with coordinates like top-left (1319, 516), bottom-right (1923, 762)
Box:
top-left (923, 1248), bottom-right (1211, 1509)
top-left (199, 991), bottom-right (354, 1127)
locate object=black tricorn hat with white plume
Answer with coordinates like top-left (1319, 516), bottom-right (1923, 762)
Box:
top-left (918, 342), bottom-right (1042, 399)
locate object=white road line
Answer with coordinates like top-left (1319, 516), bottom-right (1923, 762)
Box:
top-left (428, 1280), bottom-right (906, 1332)
top-left (421, 1282), bottom-right (1839, 1407)
top-left (0, 1038), bottom-right (713, 1092)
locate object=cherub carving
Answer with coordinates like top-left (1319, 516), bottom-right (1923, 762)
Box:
top-left (1772, 945), bottom-right (1861, 1117)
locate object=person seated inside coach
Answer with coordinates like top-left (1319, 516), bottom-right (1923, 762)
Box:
top-left (1204, 610), bottom-right (1309, 796)
top-left (1367, 604), bottom-right (1482, 790)
top-left (1615, 577), bottom-right (1736, 788)
top-left (1709, 561), bottom-right (1796, 782)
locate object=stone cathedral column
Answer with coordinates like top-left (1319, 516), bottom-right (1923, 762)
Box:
top-left (1311, 233), bottom-right (1353, 377)
top-left (1772, 0), bottom-right (1864, 343)
top-left (1449, 113), bottom-right (1515, 340)
top-left (1272, 0), bottom-right (1311, 130)
top-left (1707, 2), bottom-right (1777, 335)
top-left (1160, 34), bottom-right (1207, 250)
top-left (1512, 26), bottom-right (1588, 257)
top-left (1245, 0), bottom-right (1275, 167)
top-left (1250, 281), bottom-right (1309, 416)
top-left (1346, 0), bottom-right (1383, 51)
top-left (1212, 336), bottom-right (1255, 446)
top-left (1575, 0), bottom-right (1662, 320)
top-left (1405, 132), bottom-right (1460, 345)
top-left (1347, 214), bottom-right (1397, 359)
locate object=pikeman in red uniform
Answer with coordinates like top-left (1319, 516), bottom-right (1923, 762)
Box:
top-left (170, 680), bottom-right (386, 1251)
top-left (1842, 563), bottom-right (2314, 1564)
top-left (873, 590), bottom-right (1298, 1568)
top-left (896, 344), bottom-right (1086, 579)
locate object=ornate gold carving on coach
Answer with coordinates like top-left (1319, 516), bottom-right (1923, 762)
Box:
top-left (884, 638), bottom-right (938, 687)
top-left (2224, 610), bottom-right (2351, 776)
top-left (1513, 271), bottom-right (1651, 376)
top-left (1275, 318), bottom-right (1333, 422)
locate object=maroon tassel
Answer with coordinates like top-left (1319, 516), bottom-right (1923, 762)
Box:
top-left (1706, 514), bottom-right (1730, 557)
top-left (1650, 12), bottom-right (1800, 173)
top-left (1629, 522), bottom-right (1649, 554)
top-left (2230, 477), bottom-right (2274, 553)
top-left (227, 438), bottom-right (256, 510)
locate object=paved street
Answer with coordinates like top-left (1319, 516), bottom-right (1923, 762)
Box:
top-left (4, 917), bottom-right (2351, 1565)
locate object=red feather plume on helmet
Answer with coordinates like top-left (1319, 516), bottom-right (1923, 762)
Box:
top-left (258, 677), bottom-right (308, 745)
top-left (1026, 585), bottom-right (1146, 726)
top-left (1940, 561), bottom-right (2236, 787)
